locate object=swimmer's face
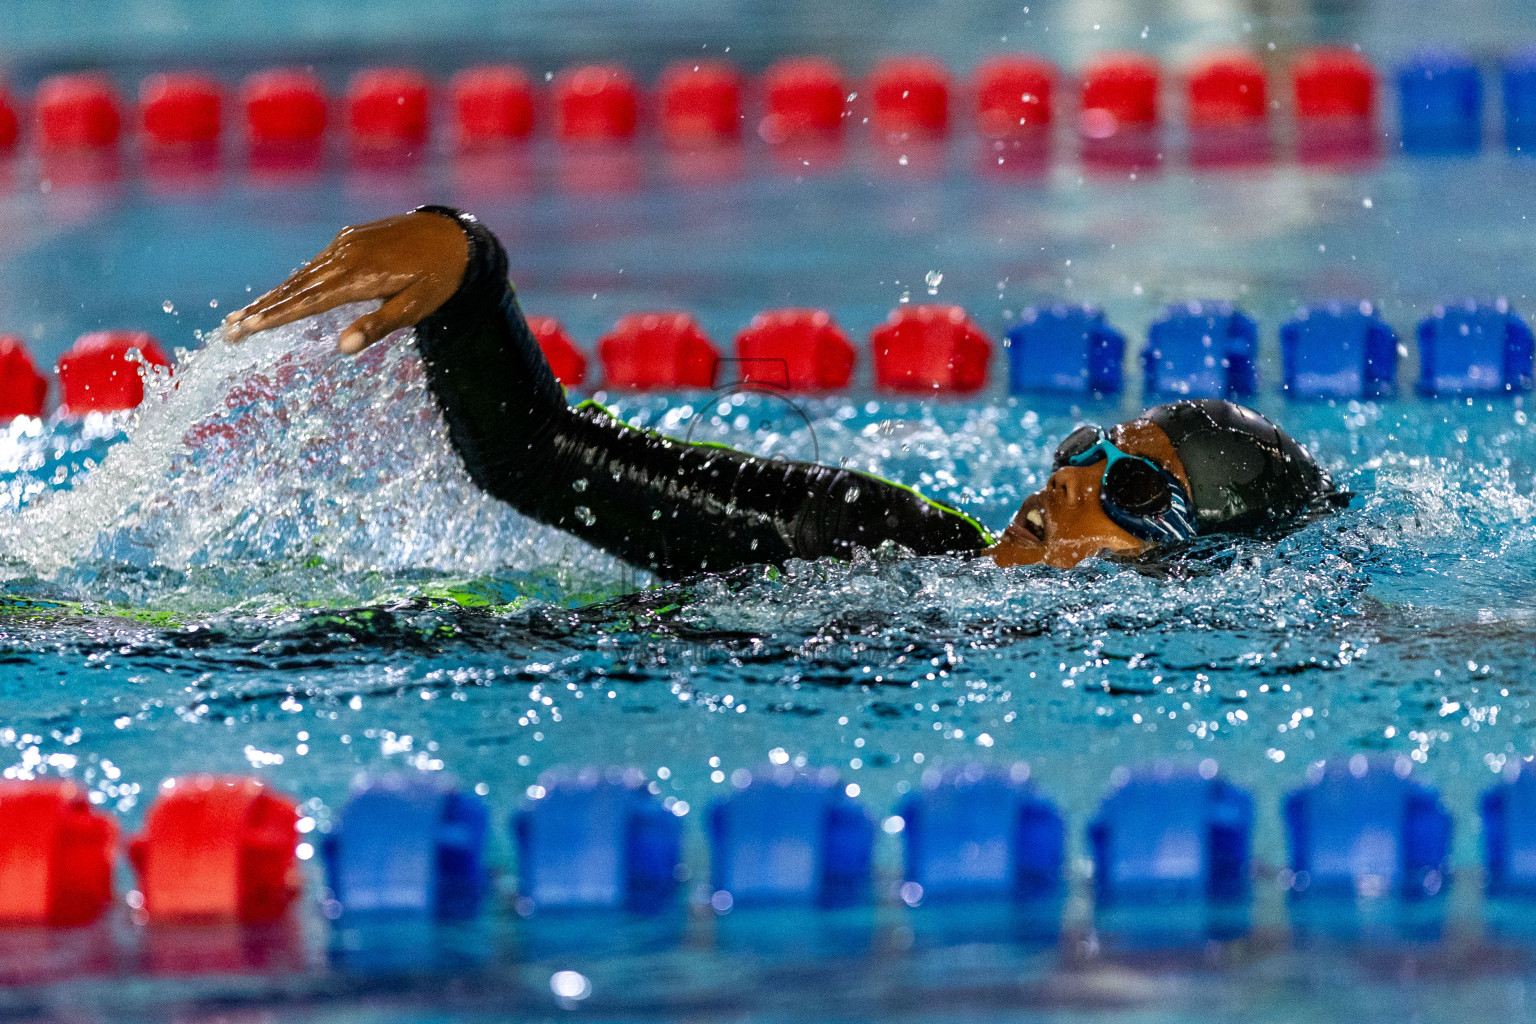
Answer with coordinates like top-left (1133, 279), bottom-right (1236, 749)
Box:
top-left (988, 418), bottom-right (1193, 569)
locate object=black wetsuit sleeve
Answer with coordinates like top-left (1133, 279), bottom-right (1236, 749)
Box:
top-left (410, 205), bottom-right (993, 580)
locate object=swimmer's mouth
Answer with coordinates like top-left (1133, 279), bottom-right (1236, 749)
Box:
top-left (1008, 493), bottom-right (1047, 544)
top-left (1019, 506), bottom-right (1044, 540)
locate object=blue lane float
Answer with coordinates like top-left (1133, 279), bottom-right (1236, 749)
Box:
top-left (321, 775), bottom-right (490, 920)
top-left (707, 765), bottom-right (873, 908)
top-left (1397, 49), bottom-right (1484, 156)
top-left (26, 755), bottom-right (1535, 942)
top-left (1088, 763), bottom-right (1252, 906)
top-left (897, 763), bottom-right (1062, 903)
top-left (1481, 767), bottom-right (1536, 899)
top-left (1284, 755), bottom-right (1452, 901)
top-left (513, 768), bottom-right (682, 913)
top-left (1279, 301), bottom-right (1399, 400)
top-left (1415, 299), bottom-right (1536, 396)
top-left (1141, 301), bottom-right (1258, 399)
top-left (1504, 49), bottom-right (1536, 155)
top-left (1005, 304), bottom-right (1125, 395)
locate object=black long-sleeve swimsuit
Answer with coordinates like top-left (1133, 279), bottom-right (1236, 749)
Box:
top-left (411, 206), bottom-right (993, 581)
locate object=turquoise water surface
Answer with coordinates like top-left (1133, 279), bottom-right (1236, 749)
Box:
top-left (4, 1), bottom-right (1536, 1019)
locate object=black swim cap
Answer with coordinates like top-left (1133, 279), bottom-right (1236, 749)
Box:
top-left (1145, 400), bottom-right (1337, 535)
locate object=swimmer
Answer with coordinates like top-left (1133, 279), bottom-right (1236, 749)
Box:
top-left (224, 206), bottom-right (1341, 579)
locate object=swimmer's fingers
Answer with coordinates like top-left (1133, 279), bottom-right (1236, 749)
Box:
top-left (223, 272), bottom-right (384, 342)
top-left (220, 242), bottom-right (348, 339)
top-left (221, 223), bottom-right (382, 340)
top-left (338, 279), bottom-right (438, 355)
top-left (220, 212), bottom-right (468, 346)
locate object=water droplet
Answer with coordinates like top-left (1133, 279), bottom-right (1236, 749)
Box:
top-left (550, 971), bottom-right (591, 1001)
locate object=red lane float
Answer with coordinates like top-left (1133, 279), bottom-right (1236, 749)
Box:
top-left (659, 60), bottom-right (742, 145)
top-left (1291, 47), bottom-right (1379, 164)
top-left (1079, 53), bottom-right (1161, 170)
top-left (1293, 46), bottom-right (1377, 119)
top-left (346, 67), bottom-right (430, 154)
top-left (0, 48), bottom-right (1409, 175)
top-left (0, 336), bottom-right (47, 420)
top-left (451, 65), bottom-right (536, 149)
top-left (1080, 53), bottom-right (1160, 133)
top-left (0, 87), bottom-right (18, 151)
top-left (37, 73), bottom-right (122, 151)
top-left (599, 312), bottom-right (719, 389)
top-left (1187, 51), bottom-right (1267, 124)
top-left (129, 776), bottom-right (299, 923)
top-left (0, 781), bottom-right (117, 927)
top-left (241, 69), bottom-right (328, 149)
top-left (760, 57), bottom-right (847, 143)
top-left (556, 64), bottom-right (639, 142)
top-left (869, 56), bottom-right (951, 140)
top-left (1186, 51), bottom-right (1272, 168)
top-left (735, 309), bottom-right (855, 390)
top-left (974, 54), bottom-right (1056, 138)
top-left (57, 331), bottom-right (172, 414)
top-left (527, 315), bottom-right (587, 387)
top-left (871, 305), bottom-right (992, 393)
top-left (140, 73), bottom-right (222, 149)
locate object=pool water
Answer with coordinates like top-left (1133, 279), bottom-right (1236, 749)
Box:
top-left (4, 295), bottom-right (1536, 1021)
top-left (5, 136), bottom-right (1536, 833)
top-left (6, 305), bottom-right (1536, 826)
top-left (5, 5), bottom-right (1536, 1020)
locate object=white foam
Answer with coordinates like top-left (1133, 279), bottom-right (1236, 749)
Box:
top-left (0, 308), bottom-right (624, 606)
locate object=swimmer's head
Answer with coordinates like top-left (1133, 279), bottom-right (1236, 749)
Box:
top-left (1145, 399), bottom-right (1339, 534)
top-left (991, 399), bottom-right (1340, 569)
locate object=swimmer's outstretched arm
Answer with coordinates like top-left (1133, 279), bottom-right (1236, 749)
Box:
top-left (227, 206), bottom-right (992, 579)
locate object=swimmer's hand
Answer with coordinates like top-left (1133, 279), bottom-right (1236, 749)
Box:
top-left (221, 210), bottom-right (471, 355)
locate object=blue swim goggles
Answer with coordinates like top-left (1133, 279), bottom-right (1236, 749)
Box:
top-left (1052, 425), bottom-right (1198, 544)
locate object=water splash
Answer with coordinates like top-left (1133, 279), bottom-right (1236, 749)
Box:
top-left (0, 308), bottom-right (628, 612)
